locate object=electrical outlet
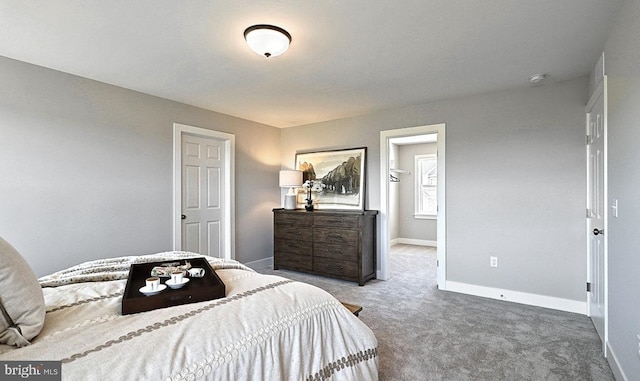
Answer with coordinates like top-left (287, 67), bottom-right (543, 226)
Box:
top-left (490, 256), bottom-right (498, 268)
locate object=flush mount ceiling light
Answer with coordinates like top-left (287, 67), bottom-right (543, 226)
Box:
top-left (244, 24), bottom-right (291, 58)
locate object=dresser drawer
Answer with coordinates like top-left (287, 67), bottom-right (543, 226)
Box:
top-left (314, 257), bottom-right (358, 278)
top-left (275, 213), bottom-right (313, 227)
top-left (275, 238), bottom-right (310, 256)
top-left (274, 226), bottom-right (312, 241)
top-left (313, 242), bottom-right (358, 261)
top-left (275, 253), bottom-right (312, 271)
top-left (314, 215), bottom-right (359, 229)
top-left (314, 228), bottom-right (358, 245)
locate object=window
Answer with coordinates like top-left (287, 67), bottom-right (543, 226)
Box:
top-left (415, 154), bottom-right (437, 218)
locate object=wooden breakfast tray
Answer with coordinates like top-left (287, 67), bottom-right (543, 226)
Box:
top-left (122, 257), bottom-right (225, 315)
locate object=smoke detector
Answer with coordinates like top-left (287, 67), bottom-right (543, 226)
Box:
top-left (529, 74), bottom-right (546, 85)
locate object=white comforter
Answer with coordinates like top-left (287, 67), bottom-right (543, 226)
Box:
top-left (0, 253), bottom-right (378, 381)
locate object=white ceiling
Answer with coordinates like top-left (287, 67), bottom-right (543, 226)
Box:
top-left (0, 1), bottom-right (622, 128)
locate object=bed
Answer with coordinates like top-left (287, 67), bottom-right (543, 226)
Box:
top-left (0, 242), bottom-right (378, 381)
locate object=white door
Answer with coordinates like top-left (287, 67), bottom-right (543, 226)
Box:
top-left (182, 133), bottom-right (225, 257)
top-left (586, 80), bottom-right (606, 353)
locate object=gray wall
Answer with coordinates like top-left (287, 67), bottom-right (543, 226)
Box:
top-left (0, 56), bottom-right (281, 276)
top-left (602, 0), bottom-right (640, 377)
top-left (282, 77), bottom-right (588, 302)
top-left (397, 143), bottom-right (437, 242)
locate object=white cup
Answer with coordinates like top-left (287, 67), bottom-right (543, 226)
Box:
top-left (146, 277), bottom-right (160, 291)
top-left (170, 271), bottom-right (183, 284)
top-left (188, 268), bottom-right (204, 278)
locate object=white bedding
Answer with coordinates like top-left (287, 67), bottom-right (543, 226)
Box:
top-left (0, 252), bottom-right (378, 381)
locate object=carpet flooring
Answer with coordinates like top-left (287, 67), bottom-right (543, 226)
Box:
top-left (258, 244), bottom-right (614, 381)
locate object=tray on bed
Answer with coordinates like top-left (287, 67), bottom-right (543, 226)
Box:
top-left (122, 257), bottom-right (225, 315)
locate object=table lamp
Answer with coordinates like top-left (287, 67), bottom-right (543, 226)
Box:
top-left (279, 170), bottom-right (303, 210)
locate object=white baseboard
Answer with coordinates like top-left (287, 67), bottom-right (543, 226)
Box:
top-left (243, 256), bottom-right (273, 271)
top-left (445, 281), bottom-right (587, 315)
top-left (391, 238), bottom-right (437, 247)
top-left (607, 341), bottom-right (628, 381)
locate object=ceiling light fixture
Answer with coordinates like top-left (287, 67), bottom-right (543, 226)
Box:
top-left (244, 24), bottom-right (291, 58)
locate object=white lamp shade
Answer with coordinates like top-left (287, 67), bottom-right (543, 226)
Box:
top-left (244, 25), bottom-right (291, 58)
top-left (279, 170), bottom-right (301, 210)
top-left (279, 170), bottom-right (303, 188)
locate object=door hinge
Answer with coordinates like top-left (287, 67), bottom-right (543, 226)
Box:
top-left (436, 260), bottom-right (439, 267)
top-left (586, 282), bottom-right (591, 292)
top-left (586, 135), bottom-right (592, 145)
top-left (586, 208), bottom-right (591, 218)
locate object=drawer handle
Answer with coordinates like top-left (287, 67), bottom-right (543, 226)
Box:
top-left (322, 249), bottom-right (348, 256)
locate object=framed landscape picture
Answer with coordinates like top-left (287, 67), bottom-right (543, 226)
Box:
top-left (295, 147), bottom-right (366, 210)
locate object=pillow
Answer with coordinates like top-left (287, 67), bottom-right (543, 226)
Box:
top-left (0, 237), bottom-right (45, 347)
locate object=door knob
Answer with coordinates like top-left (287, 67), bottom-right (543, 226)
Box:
top-left (181, 214), bottom-right (186, 220)
top-left (593, 228), bottom-right (604, 236)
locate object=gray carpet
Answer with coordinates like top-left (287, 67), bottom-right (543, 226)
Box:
top-left (258, 244), bottom-right (614, 381)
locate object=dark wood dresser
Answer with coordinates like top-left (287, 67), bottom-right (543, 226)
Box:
top-left (273, 209), bottom-right (378, 285)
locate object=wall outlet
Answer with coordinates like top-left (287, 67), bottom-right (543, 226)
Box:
top-left (490, 256), bottom-right (498, 268)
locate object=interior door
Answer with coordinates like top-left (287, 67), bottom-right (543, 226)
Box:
top-left (182, 133), bottom-right (225, 257)
top-left (586, 82), bottom-right (606, 352)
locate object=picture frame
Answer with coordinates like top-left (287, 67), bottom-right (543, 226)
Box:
top-left (295, 147), bottom-right (366, 210)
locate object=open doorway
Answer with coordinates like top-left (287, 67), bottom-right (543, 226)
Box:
top-left (380, 124), bottom-right (446, 288)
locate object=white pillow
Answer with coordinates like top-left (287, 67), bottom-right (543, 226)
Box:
top-left (0, 237), bottom-right (45, 347)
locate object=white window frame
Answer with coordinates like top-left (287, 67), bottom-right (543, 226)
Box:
top-left (415, 154), bottom-right (437, 219)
